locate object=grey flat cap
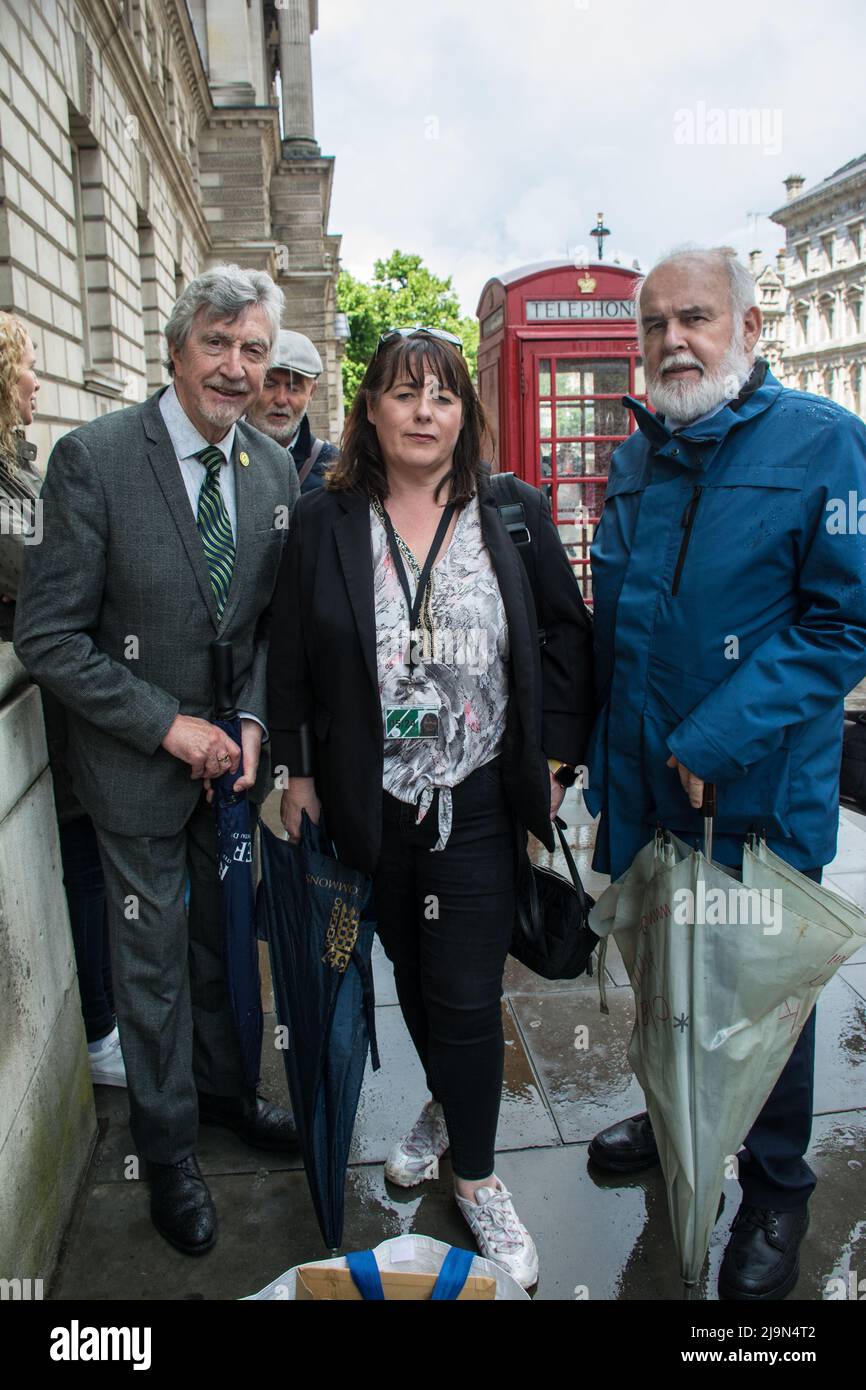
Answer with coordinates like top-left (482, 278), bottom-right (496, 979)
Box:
top-left (269, 329), bottom-right (323, 378)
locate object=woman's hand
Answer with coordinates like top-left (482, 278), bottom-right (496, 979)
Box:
top-left (280, 776), bottom-right (322, 842)
top-left (549, 768), bottom-right (566, 820)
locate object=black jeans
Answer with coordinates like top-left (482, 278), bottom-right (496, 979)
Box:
top-left (373, 758), bottom-right (516, 1181)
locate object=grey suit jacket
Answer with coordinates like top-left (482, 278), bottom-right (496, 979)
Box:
top-left (14, 388), bottom-right (300, 835)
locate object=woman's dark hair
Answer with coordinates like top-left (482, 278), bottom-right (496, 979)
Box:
top-left (328, 333), bottom-right (490, 502)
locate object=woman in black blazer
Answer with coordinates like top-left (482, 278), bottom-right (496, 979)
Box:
top-left (267, 328), bottom-right (593, 1286)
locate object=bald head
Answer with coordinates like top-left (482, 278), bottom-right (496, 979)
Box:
top-left (637, 247), bottom-right (763, 423)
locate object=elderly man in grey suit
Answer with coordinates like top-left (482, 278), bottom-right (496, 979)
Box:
top-left (15, 264), bottom-right (301, 1256)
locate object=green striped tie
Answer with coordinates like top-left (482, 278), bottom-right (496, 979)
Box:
top-left (195, 445), bottom-right (235, 619)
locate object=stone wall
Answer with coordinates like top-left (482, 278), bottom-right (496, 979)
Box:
top-left (0, 0), bottom-right (211, 461)
top-left (0, 644), bottom-right (96, 1287)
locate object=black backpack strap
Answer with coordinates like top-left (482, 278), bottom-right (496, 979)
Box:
top-left (489, 471), bottom-right (545, 647)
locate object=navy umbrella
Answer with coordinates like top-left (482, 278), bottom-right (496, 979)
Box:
top-left (257, 812), bottom-right (379, 1251)
top-left (211, 640), bottom-right (263, 1091)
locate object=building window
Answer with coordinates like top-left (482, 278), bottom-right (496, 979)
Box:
top-left (818, 293), bottom-right (835, 342)
top-left (794, 301), bottom-right (809, 348)
top-left (136, 206), bottom-right (164, 395)
top-left (70, 129), bottom-right (127, 400)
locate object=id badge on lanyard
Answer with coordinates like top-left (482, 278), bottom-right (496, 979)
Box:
top-left (383, 705), bottom-right (441, 740)
top-left (380, 500), bottom-right (455, 742)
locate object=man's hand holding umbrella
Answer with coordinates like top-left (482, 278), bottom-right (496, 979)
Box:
top-left (667, 755), bottom-right (704, 810)
top-left (162, 713), bottom-right (241, 782)
top-left (161, 711), bottom-right (263, 803)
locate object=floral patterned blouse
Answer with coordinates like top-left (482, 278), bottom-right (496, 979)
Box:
top-left (370, 492), bottom-right (510, 850)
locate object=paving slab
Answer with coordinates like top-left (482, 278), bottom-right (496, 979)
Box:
top-left (370, 935), bottom-right (398, 1006)
top-left (349, 1000), bottom-right (560, 1163)
top-left (90, 1013), bottom-right (302, 1182)
top-left (813, 975), bottom-right (866, 1115)
top-left (826, 810), bottom-right (866, 875)
top-left (503, 951), bottom-right (614, 995)
top-left (510, 987), bottom-right (645, 1141)
top-left (840, 962), bottom-right (866, 1001)
top-left (52, 1109), bottom-right (865, 1302)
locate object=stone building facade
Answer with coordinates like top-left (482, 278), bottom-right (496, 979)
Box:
top-left (0, 0), bottom-right (342, 1286)
top-left (0, 0), bottom-right (344, 468)
top-left (750, 157), bottom-right (866, 420)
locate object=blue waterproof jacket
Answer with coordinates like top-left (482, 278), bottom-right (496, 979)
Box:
top-left (585, 363), bottom-right (866, 878)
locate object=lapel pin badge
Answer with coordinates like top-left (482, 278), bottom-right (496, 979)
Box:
top-left (239, 450), bottom-right (250, 467)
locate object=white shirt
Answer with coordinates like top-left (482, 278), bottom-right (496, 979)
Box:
top-left (159, 382), bottom-right (239, 541)
top-left (158, 382), bottom-right (263, 735)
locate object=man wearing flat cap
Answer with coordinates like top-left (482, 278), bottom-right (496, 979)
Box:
top-left (246, 328), bottom-right (339, 493)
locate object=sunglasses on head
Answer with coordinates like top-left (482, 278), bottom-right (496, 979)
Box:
top-left (376, 326), bottom-right (464, 355)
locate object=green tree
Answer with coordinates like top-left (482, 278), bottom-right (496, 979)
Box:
top-left (337, 250), bottom-right (479, 409)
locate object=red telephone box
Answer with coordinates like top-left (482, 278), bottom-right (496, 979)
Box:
top-left (476, 260), bottom-right (646, 602)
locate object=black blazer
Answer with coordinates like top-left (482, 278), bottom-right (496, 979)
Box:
top-left (266, 471), bottom-right (594, 874)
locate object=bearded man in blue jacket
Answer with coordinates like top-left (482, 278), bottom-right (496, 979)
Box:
top-left (584, 246), bottom-right (866, 1300)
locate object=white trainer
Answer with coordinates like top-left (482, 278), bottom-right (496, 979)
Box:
top-left (88, 1025), bottom-right (127, 1088)
top-left (384, 1100), bottom-right (449, 1187)
top-left (455, 1183), bottom-right (539, 1289)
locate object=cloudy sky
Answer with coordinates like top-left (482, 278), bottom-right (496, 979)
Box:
top-left (309, 0), bottom-right (866, 314)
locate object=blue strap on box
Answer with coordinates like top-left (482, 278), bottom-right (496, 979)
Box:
top-left (429, 1245), bottom-right (475, 1300)
top-left (345, 1245), bottom-right (476, 1300)
top-left (346, 1249), bottom-right (386, 1299)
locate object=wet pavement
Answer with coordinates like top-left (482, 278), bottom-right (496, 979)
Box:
top-left (52, 790), bottom-right (866, 1302)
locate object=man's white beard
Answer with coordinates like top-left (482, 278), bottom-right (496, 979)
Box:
top-left (647, 327), bottom-right (753, 423)
top-left (256, 406), bottom-right (305, 444)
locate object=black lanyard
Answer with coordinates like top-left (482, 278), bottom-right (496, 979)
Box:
top-left (380, 501), bottom-right (456, 674)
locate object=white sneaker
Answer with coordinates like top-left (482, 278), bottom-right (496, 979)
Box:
top-left (88, 1025), bottom-right (127, 1088)
top-left (384, 1100), bottom-right (449, 1187)
top-left (455, 1183), bottom-right (539, 1289)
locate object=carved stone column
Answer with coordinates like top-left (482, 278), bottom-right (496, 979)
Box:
top-left (206, 0), bottom-right (256, 106)
top-left (278, 0), bottom-right (319, 154)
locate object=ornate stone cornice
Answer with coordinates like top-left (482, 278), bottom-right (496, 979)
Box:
top-left (163, 0), bottom-right (212, 121)
top-left (771, 164), bottom-right (866, 228)
top-left (76, 0), bottom-right (211, 248)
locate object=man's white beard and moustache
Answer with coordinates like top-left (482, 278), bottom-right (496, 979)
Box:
top-left (199, 376), bottom-right (249, 430)
top-left (259, 402), bottom-right (306, 445)
top-left (646, 321), bottom-right (753, 425)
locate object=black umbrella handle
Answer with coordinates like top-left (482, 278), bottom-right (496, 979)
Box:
top-left (212, 640), bottom-right (236, 720)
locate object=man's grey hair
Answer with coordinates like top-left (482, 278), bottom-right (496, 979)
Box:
top-left (633, 245), bottom-right (756, 344)
top-left (163, 264), bottom-right (284, 375)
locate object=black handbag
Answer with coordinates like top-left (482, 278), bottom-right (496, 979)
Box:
top-left (488, 471), bottom-right (598, 980)
top-left (511, 816), bottom-right (598, 981)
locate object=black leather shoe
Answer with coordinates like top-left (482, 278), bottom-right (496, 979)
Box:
top-left (148, 1155), bottom-right (216, 1256)
top-left (198, 1091), bottom-right (298, 1152)
top-left (718, 1204), bottom-right (809, 1300)
top-left (587, 1111), bottom-right (660, 1173)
